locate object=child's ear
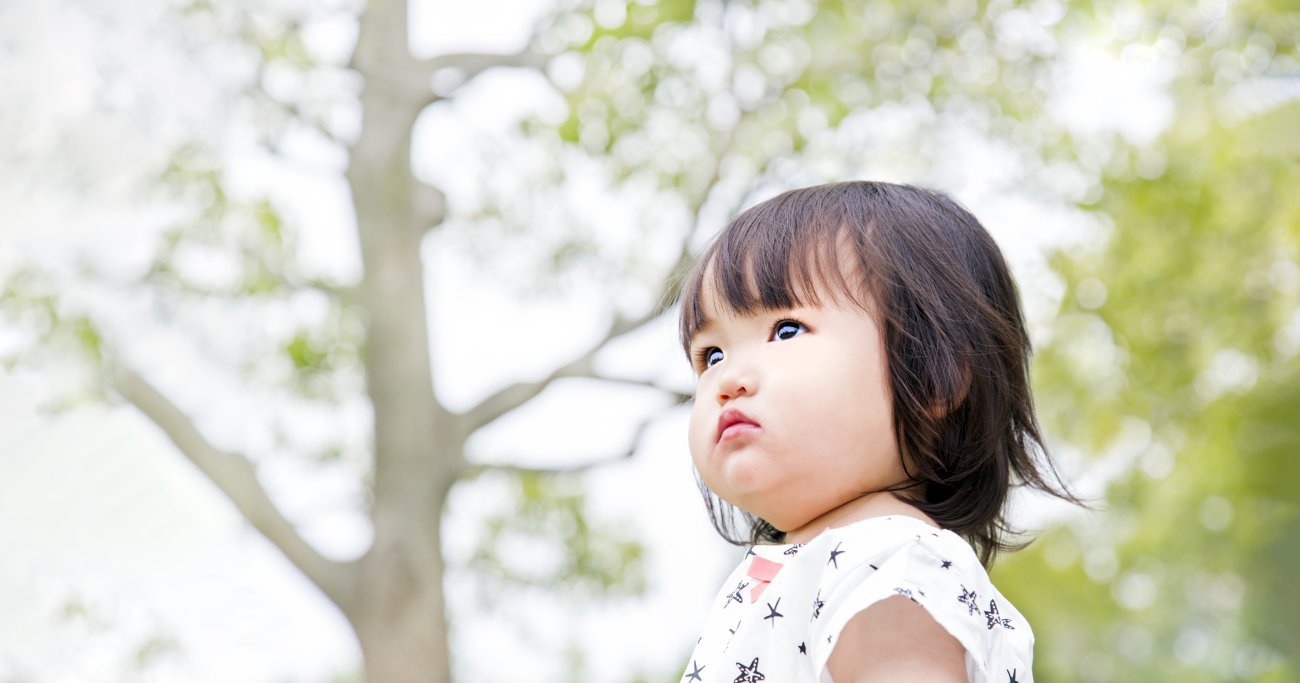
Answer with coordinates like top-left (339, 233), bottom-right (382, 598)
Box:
top-left (928, 359), bottom-right (971, 419)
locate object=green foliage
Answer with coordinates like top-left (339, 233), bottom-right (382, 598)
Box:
top-left (0, 267), bottom-right (108, 406)
top-left (152, 145), bottom-right (304, 300)
top-left (468, 469), bottom-right (646, 600)
top-left (998, 3), bottom-right (1300, 680)
top-left (130, 635), bottom-right (180, 671)
top-left (576, 0), bottom-right (697, 48)
top-left (152, 143), bottom-right (369, 404)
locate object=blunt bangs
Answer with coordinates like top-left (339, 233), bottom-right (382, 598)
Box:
top-left (679, 184), bottom-right (873, 354)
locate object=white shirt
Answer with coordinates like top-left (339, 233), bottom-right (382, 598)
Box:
top-left (682, 515), bottom-right (1033, 683)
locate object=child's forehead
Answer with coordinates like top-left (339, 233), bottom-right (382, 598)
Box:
top-left (711, 244), bottom-right (869, 300)
top-left (679, 221), bottom-right (879, 352)
top-left (691, 256), bottom-right (873, 332)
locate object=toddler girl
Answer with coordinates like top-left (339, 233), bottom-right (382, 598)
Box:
top-left (676, 181), bottom-right (1085, 682)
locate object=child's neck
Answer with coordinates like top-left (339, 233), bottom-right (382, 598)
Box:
top-left (782, 490), bottom-right (938, 545)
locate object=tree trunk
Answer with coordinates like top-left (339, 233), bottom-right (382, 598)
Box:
top-left (347, 537), bottom-right (452, 683)
top-left (341, 0), bottom-right (463, 678)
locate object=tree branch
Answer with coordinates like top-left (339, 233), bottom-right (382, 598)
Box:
top-left (461, 332), bottom-right (599, 434)
top-left (461, 127), bottom-right (738, 433)
top-left (412, 49), bottom-right (549, 107)
top-left (593, 375), bottom-right (693, 405)
top-left (460, 319), bottom-right (693, 433)
top-left (418, 50), bottom-right (548, 89)
top-left (642, 124), bottom-right (741, 330)
top-left (111, 365), bottom-right (355, 608)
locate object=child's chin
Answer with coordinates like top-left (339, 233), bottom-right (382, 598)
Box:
top-left (727, 494), bottom-right (788, 526)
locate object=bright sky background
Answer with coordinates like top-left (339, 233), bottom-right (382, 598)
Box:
top-left (0, 0), bottom-right (1177, 680)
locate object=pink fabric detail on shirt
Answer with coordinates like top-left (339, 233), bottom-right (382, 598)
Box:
top-left (745, 555), bottom-right (784, 603)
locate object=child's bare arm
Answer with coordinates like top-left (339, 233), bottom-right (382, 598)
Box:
top-left (827, 595), bottom-right (968, 683)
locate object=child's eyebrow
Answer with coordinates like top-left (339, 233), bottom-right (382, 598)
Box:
top-left (686, 318), bottom-right (716, 349)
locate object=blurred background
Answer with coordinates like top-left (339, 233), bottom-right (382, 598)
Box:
top-left (1, 0), bottom-right (1296, 681)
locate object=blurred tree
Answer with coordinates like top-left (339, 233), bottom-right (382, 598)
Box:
top-left (3, 1), bottom-right (671, 680)
top-left (996, 2), bottom-right (1300, 681)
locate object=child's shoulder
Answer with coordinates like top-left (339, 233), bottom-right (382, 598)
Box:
top-left (760, 515), bottom-right (1034, 682)
top-left (689, 516), bottom-right (1033, 683)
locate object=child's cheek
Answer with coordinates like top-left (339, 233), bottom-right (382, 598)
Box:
top-left (686, 400), bottom-right (712, 466)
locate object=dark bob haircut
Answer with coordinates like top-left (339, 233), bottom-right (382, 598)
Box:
top-left (676, 181), bottom-right (1090, 567)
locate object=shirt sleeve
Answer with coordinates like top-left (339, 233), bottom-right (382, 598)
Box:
top-left (806, 532), bottom-right (1033, 683)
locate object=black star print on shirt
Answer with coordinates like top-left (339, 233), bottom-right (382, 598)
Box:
top-left (893, 587), bottom-right (918, 604)
top-left (763, 597), bottom-right (784, 626)
top-left (958, 585), bottom-right (980, 616)
top-left (745, 547), bottom-right (757, 558)
top-left (797, 642), bottom-right (807, 655)
top-left (734, 657), bottom-right (765, 683)
top-left (811, 589), bottom-right (825, 620)
top-left (828, 542), bottom-right (845, 568)
top-left (724, 580), bottom-right (750, 608)
top-left (724, 619), bottom-right (741, 652)
top-left (1007, 668), bottom-right (1019, 682)
top-left (984, 599), bottom-right (1015, 630)
top-left (941, 559), bottom-right (953, 569)
top-left (684, 660), bottom-right (705, 682)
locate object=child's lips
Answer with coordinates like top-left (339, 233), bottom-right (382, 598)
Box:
top-left (719, 422), bottom-right (761, 443)
top-left (717, 408), bottom-right (761, 443)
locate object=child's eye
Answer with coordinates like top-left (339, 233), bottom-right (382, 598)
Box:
top-left (771, 319), bottom-right (807, 341)
top-left (694, 347), bottom-right (724, 371)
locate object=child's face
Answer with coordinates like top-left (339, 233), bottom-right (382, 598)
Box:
top-left (686, 268), bottom-right (910, 535)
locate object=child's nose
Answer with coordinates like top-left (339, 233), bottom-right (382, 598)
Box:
top-left (716, 359), bottom-right (755, 403)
